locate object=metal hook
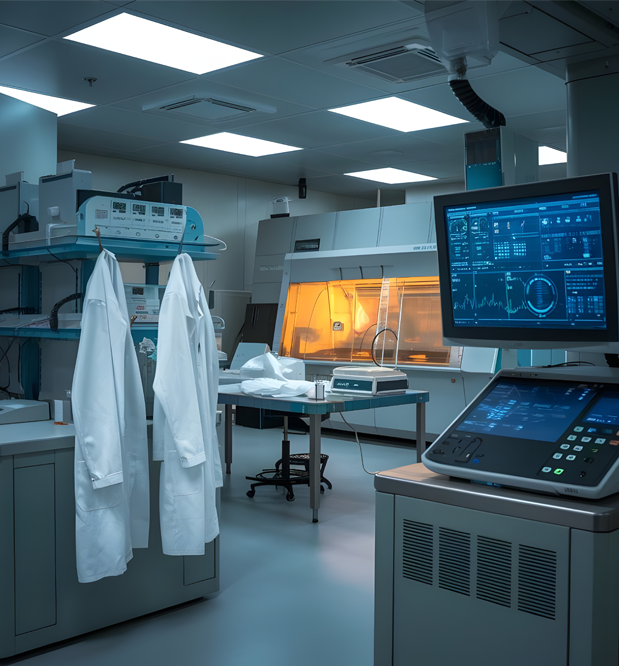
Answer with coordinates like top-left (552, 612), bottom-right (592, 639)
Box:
top-left (176, 219), bottom-right (188, 256)
top-left (93, 227), bottom-right (104, 253)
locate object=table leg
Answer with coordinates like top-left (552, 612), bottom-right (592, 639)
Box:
top-left (225, 404), bottom-right (233, 475)
top-left (416, 402), bottom-right (426, 462)
top-left (309, 413), bottom-right (321, 523)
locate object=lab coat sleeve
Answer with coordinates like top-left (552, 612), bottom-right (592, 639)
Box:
top-left (153, 292), bottom-right (206, 468)
top-left (72, 299), bottom-right (124, 489)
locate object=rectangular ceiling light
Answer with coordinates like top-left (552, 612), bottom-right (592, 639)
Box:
top-left (539, 146), bottom-right (567, 165)
top-left (0, 85), bottom-right (93, 116)
top-left (330, 97), bottom-right (467, 132)
top-left (65, 13), bottom-right (262, 75)
top-left (181, 132), bottom-right (301, 157)
top-left (345, 168), bottom-right (436, 184)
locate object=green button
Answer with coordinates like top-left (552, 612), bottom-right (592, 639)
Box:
top-left (554, 468), bottom-right (564, 475)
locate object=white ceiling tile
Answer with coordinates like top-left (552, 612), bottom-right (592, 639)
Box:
top-left (131, 1), bottom-right (420, 54)
top-left (58, 124), bottom-right (166, 153)
top-left (0, 25), bottom-right (44, 58)
top-left (0, 1), bottom-right (114, 36)
top-left (203, 57), bottom-right (383, 109)
top-left (236, 111), bottom-right (397, 149)
top-left (60, 106), bottom-right (227, 142)
top-left (0, 40), bottom-right (195, 104)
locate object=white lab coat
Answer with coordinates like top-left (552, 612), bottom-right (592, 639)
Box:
top-left (153, 254), bottom-right (222, 556)
top-left (72, 249), bottom-right (149, 583)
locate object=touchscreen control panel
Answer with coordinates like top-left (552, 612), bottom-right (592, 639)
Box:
top-left (423, 370), bottom-right (619, 499)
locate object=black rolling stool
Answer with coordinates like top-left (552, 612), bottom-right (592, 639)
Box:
top-left (246, 416), bottom-right (332, 502)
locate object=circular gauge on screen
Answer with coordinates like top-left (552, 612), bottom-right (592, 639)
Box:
top-left (525, 276), bottom-right (558, 315)
top-left (450, 218), bottom-right (468, 234)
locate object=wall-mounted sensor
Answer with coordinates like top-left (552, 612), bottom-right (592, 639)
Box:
top-left (271, 196), bottom-right (290, 218)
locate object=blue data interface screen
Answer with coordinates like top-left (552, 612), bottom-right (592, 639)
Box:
top-left (445, 190), bottom-right (607, 329)
top-left (456, 381), bottom-right (597, 441)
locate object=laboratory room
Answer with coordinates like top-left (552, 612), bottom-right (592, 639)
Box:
top-left (1, 0), bottom-right (619, 665)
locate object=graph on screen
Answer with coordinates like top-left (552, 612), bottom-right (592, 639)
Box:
top-left (445, 190), bottom-right (607, 330)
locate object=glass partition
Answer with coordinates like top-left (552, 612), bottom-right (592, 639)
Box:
top-left (279, 276), bottom-right (459, 367)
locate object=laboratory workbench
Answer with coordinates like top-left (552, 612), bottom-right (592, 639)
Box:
top-left (0, 420), bottom-right (219, 659)
top-left (218, 388), bottom-right (429, 522)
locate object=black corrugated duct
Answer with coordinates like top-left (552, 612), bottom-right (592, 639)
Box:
top-left (449, 78), bottom-right (506, 129)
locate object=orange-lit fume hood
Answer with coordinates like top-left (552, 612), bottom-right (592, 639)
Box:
top-left (279, 276), bottom-right (457, 368)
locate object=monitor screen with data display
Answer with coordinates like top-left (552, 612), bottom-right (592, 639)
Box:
top-left (434, 173), bottom-right (619, 349)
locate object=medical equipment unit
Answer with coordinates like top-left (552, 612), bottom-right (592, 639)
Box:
top-left (253, 204), bottom-right (499, 441)
top-left (375, 174), bottom-right (619, 666)
top-left (2, 161), bottom-right (207, 251)
top-left (330, 366), bottom-right (408, 396)
top-left (421, 172), bottom-right (619, 496)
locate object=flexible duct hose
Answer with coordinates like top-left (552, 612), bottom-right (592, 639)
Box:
top-left (449, 78), bottom-right (505, 129)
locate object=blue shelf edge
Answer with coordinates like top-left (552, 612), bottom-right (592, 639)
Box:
top-left (1, 237), bottom-right (220, 264)
top-left (0, 326), bottom-right (158, 341)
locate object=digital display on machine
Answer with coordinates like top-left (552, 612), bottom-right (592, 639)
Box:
top-left (583, 392), bottom-right (619, 426)
top-left (456, 380), bottom-right (598, 441)
top-left (445, 189), bottom-right (607, 330)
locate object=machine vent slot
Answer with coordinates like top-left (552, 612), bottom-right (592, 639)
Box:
top-left (402, 519), bottom-right (433, 585)
top-left (438, 527), bottom-right (470, 596)
top-left (517, 545), bottom-right (557, 620)
top-left (476, 536), bottom-right (512, 608)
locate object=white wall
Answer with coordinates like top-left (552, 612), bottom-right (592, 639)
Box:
top-left (58, 150), bottom-right (369, 291)
top-left (0, 94), bottom-right (57, 185)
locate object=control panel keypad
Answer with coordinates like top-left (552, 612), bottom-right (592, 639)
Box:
top-left (537, 420), bottom-right (619, 484)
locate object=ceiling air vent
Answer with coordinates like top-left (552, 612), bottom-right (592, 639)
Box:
top-left (331, 42), bottom-right (445, 84)
top-left (157, 97), bottom-right (257, 123)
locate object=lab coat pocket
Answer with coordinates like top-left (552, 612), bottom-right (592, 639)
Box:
top-left (75, 461), bottom-right (124, 511)
top-left (170, 456), bottom-right (203, 497)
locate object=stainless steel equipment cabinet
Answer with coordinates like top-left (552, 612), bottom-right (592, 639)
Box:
top-left (0, 423), bottom-right (219, 659)
top-left (374, 464), bottom-right (619, 666)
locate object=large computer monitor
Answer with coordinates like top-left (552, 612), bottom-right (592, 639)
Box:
top-left (434, 173), bottom-right (619, 350)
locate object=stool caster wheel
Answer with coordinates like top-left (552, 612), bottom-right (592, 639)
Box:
top-left (286, 492), bottom-right (295, 502)
top-left (320, 485), bottom-right (325, 494)
top-left (247, 489), bottom-right (255, 498)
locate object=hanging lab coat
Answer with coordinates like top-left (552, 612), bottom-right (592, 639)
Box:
top-left (153, 254), bottom-right (222, 556)
top-left (72, 249), bottom-right (149, 583)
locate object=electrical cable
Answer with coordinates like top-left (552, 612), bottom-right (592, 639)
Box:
top-left (47, 249), bottom-right (79, 312)
top-left (535, 361), bottom-right (596, 368)
top-left (371, 328), bottom-right (398, 367)
top-left (0, 337), bottom-right (16, 391)
top-left (338, 412), bottom-right (379, 476)
top-left (357, 322), bottom-right (378, 357)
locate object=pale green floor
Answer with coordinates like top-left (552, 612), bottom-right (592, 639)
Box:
top-left (14, 425), bottom-right (417, 666)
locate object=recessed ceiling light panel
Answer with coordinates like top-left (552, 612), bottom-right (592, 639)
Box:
top-left (345, 168), bottom-right (436, 184)
top-left (0, 85), bottom-right (93, 116)
top-left (330, 97), bottom-right (467, 132)
top-left (65, 13), bottom-right (262, 75)
top-left (539, 146), bottom-right (567, 165)
top-left (181, 132), bottom-right (301, 157)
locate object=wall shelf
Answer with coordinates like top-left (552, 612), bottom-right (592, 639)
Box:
top-left (1, 236), bottom-right (221, 264)
top-left (0, 324), bottom-right (158, 342)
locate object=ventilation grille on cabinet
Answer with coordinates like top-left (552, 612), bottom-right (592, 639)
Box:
top-left (402, 519), bottom-right (433, 585)
top-left (438, 527), bottom-right (471, 596)
top-left (476, 536), bottom-right (512, 608)
top-left (518, 545), bottom-right (557, 620)
top-left (400, 521), bottom-right (558, 621)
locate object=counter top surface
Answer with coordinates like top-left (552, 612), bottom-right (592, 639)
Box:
top-left (375, 463), bottom-right (619, 532)
top-left (0, 420), bottom-right (75, 456)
